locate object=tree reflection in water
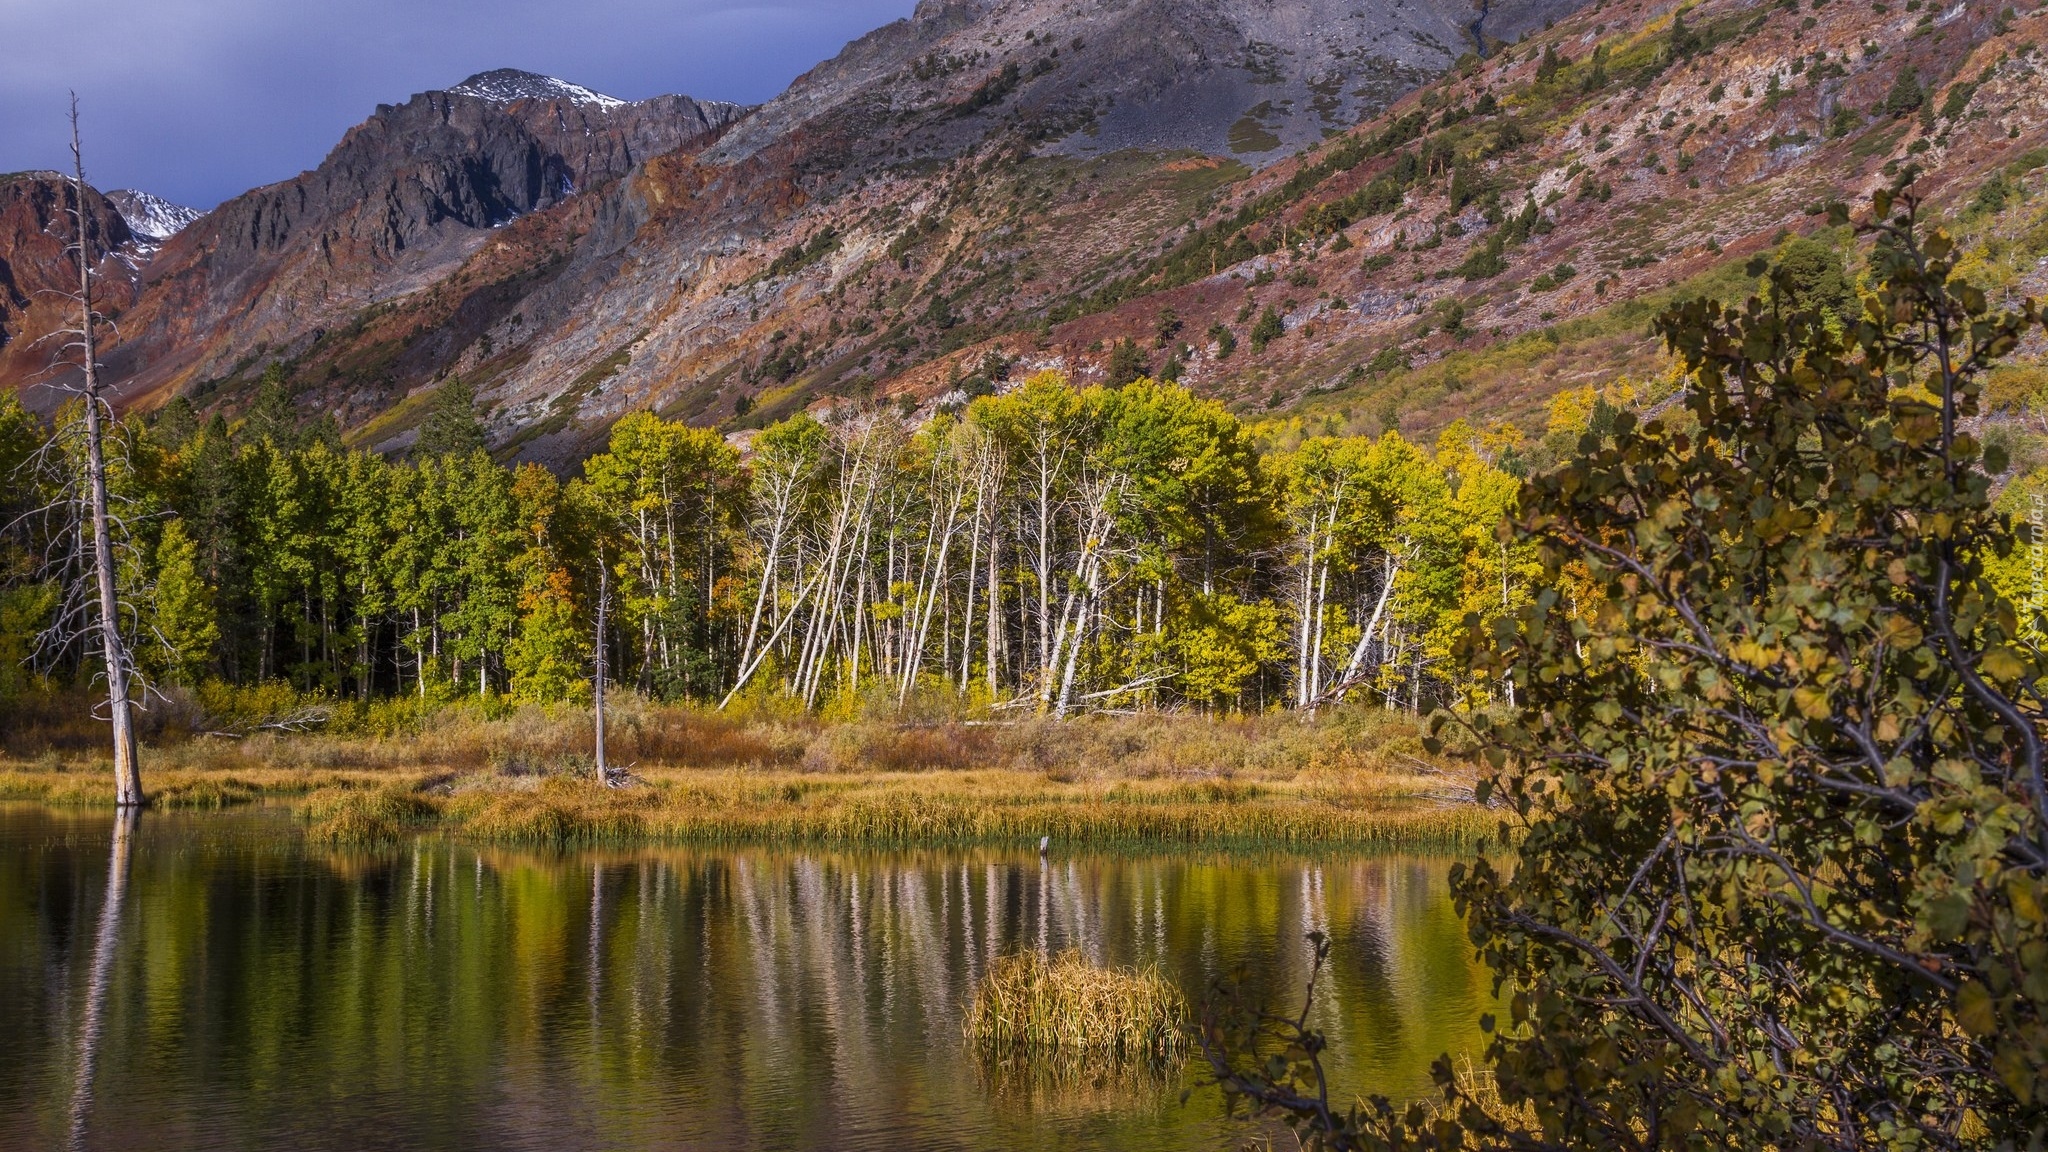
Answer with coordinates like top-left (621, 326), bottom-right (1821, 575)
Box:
top-left (66, 806), bottom-right (136, 1151)
top-left (0, 806), bottom-right (1498, 1152)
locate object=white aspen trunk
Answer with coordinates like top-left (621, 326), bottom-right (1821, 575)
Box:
top-left (1311, 554), bottom-right (1332, 700)
top-left (899, 471), bottom-right (963, 705)
top-left (1334, 554), bottom-right (1401, 702)
top-left (732, 491), bottom-right (791, 688)
top-left (1052, 568), bottom-right (1099, 719)
top-left (720, 564), bottom-right (826, 708)
top-left (1294, 534), bottom-right (1316, 709)
top-left (1042, 473), bottom-right (1122, 717)
top-left (959, 512), bottom-right (980, 695)
top-left (985, 526), bottom-right (1002, 700)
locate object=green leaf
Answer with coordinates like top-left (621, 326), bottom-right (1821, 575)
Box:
top-left (1955, 982), bottom-right (1997, 1038)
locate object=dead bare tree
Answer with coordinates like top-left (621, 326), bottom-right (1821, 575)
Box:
top-left (38, 96), bottom-right (144, 807)
top-left (594, 556), bottom-right (611, 785)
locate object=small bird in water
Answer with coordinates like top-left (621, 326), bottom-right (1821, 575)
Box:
top-left (1038, 835), bottom-right (1050, 857)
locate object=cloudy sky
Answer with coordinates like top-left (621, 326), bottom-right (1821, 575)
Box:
top-left (0, 0), bottom-right (916, 210)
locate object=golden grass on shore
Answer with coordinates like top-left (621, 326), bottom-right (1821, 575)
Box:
top-left (0, 700), bottom-right (1492, 852)
top-left (963, 950), bottom-right (1187, 1071)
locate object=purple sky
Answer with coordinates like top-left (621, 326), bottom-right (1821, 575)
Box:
top-left (0, 0), bottom-right (916, 210)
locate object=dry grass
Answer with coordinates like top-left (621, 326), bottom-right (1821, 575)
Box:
top-left (963, 950), bottom-right (1188, 1072)
top-left (1411, 1053), bottom-right (1542, 1131)
top-left (0, 701), bottom-right (1493, 851)
top-left (296, 787), bottom-right (441, 845)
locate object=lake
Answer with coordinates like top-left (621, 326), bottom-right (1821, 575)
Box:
top-left (0, 804), bottom-right (1496, 1152)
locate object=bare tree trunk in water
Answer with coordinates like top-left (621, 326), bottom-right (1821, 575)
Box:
top-left (68, 806), bottom-right (136, 1150)
top-left (594, 561), bottom-right (609, 785)
top-left (66, 100), bottom-right (141, 807)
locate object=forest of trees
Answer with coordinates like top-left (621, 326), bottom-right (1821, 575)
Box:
top-left (0, 370), bottom-right (1553, 720)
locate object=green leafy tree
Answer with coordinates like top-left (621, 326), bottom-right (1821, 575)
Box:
top-left (507, 464), bottom-right (590, 704)
top-left (1769, 234), bottom-right (1857, 321)
top-left (1667, 10), bottom-right (1700, 59)
top-left (1155, 308), bottom-right (1184, 348)
top-left (577, 412), bottom-right (742, 699)
top-left (1171, 592), bottom-right (1283, 707)
top-left (441, 452), bottom-right (521, 697)
top-left (146, 520), bottom-right (219, 686)
top-left (508, 563), bottom-right (587, 704)
top-left (1202, 193), bottom-right (2048, 1149)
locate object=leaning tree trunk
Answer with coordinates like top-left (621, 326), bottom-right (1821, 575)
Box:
top-left (68, 100), bottom-right (140, 808)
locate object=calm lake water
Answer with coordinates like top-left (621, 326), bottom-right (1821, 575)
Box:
top-left (0, 804), bottom-right (1496, 1152)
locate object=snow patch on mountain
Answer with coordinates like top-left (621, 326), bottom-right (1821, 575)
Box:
top-left (449, 69), bottom-right (628, 110)
top-left (106, 189), bottom-right (202, 242)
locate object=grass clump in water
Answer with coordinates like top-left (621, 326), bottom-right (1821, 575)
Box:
top-left (446, 776), bottom-right (649, 844)
top-left (297, 787), bottom-right (440, 845)
top-left (964, 950), bottom-right (1188, 1073)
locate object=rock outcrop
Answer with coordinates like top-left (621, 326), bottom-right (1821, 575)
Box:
top-left (0, 173), bottom-right (135, 388)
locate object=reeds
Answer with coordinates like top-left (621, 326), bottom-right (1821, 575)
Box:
top-left (963, 950), bottom-right (1188, 1072)
top-left (296, 786), bottom-right (440, 846)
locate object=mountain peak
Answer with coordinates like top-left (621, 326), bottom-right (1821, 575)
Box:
top-left (105, 189), bottom-right (202, 243)
top-left (448, 69), bottom-right (627, 110)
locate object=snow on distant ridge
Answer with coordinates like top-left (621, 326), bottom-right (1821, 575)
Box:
top-left (450, 69), bottom-right (628, 110)
top-left (106, 189), bottom-right (202, 242)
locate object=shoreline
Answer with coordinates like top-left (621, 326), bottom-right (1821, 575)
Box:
top-left (0, 764), bottom-right (1492, 854)
top-left (0, 703), bottom-right (1493, 853)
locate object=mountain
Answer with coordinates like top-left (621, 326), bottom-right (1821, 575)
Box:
top-left (0, 71), bottom-right (745, 411)
top-left (0, 172), bottom-right (137, 388)
top-left (3, 0), bottom-right (2044, 464)
top-left (704, 0), bottom-right (1578, 174)
top-left (60, 0), bottom-right (1577, 460)
top-left (104, 190), bottom-right (202, 245)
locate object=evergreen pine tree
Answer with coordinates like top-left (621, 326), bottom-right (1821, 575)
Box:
top-left (1885, 67), bottom-right (1925, 118)
top-left (1105, 338), bottom-right (1148, 387)
top-left (1249, 307), bottom-right (1286, 352)
top-left (415, 377), bottom-right (487, 459)
top-left (152, 396), bottom-right (199, 449)
top-left (244, 365), bottom-right (300, 448)
top-left (1668, 10), bottom-right (1700, 59)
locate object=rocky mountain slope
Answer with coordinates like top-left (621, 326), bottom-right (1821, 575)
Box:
top-left (4, 0), bottom-right (2045, 466)
top-left (0, 0), bottom-right (1578, 456)
top-left (2, 72), bottom-right (745, 411)
top-left (0, 173), bottom-right (136, 389)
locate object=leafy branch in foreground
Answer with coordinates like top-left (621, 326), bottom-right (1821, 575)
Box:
top-left (1204, 190), bottom-right (2048, 1149)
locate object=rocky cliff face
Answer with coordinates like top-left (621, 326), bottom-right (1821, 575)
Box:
top-left (710, 0), bottom-right (1581, 178)
top-left (0, 174), bottom-right (136, 388)
top-left (65, 72), bottom-right (745, 405)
